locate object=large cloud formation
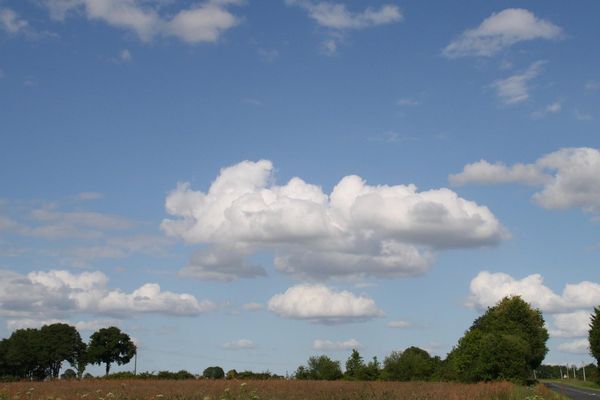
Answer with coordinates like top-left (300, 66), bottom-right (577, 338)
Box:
top-left (0, 269), bottom-right (216, 320)
top-left (267, 284), bottom-right (383, 324)
top-left (467, 271), bottom-right (599, 353)
top-left (162, 160), bottom-right (506, 281)
top-left (451, 148), bottom-right (600, 216)
top-left (443, 8), bottom-right (562, 58)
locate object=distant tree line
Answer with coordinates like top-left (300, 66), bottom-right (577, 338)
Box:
top-left (294, 296), bottom-right (549, 384)
top-left (0, 324), bottom-right (136, 381)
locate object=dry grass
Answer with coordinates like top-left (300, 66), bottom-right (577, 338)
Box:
top-left (0, 380), bottom-right (559, 400)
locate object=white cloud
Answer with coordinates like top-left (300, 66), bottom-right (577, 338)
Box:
top-left (558, 339), bottom-right (589, 354)
top-left (288, 1), bottom-right (402, 30)
top-left (387, 320), bottom-right (413, 328)
top-left (531, 101), bottom-right (562, 119)
top-left (443, 8), bottom-right (562, 58)
top-left (42, 0), bottom-right (242, 44)
top-left (267, 284), bottom-right (383, 324)
top-left (490, 61), bottom-right (544, 105)
top-left (467, 271), bottom-right (600, 313)
top-left (450, 160), bottom-right (548, 186)
top-left (75, 192), bottom-right (104, 201)
top-left (163, 160), bottom-right (506, 281)
top-left (549, 311), bottom-right (591, 338)
top-left (0, 8), bottom-right (29, 35)
top-left (286, 1), bottom-right (402, 54)
top-left (313, 338), bottom-right (361, 351)
top-left (242, 302), bottom-right (263, 311)
top-left (221, 339), bottom-right (255, 350)
top-left (451, 147), bottom-right (600, 216)
top-left (0, 269), bottom-right (216, 319)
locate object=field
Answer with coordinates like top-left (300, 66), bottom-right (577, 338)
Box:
top-left (0, 380), bottom-right (563, 400)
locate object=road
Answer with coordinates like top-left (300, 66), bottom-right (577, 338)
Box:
top-left (545, 382), bottom-right (600, 399)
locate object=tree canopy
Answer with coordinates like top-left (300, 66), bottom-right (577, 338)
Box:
top-left (447, 296), bottom-right (548, 383)
top-left (88, 326), bottom-right (137, 376)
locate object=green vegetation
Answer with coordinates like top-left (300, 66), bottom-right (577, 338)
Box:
top-left (88, 327), bottom-right (137, 377)
top-left (294, 355), bottom-right (343, 380)
top-left (447, 296), bottom-right (548, 383)
top-left (589, 306), bottom-right (600, 383)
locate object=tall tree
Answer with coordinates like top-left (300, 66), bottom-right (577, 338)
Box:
top-left (40, 323), bottom-right (86, 379)
top-left (589, 307), bottom-right (600, 383)
top-left (344, 349), bottom-right (365, 380)
top-left (87, 327), bottom-right (136, 376)
top-left (447, 296), bottom-right (549, 383)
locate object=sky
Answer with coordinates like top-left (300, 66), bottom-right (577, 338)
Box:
top-left (1, 0), bottom-right (600, 376)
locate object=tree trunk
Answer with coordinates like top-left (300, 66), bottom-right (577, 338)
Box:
top-left (105, 362), bottom-right (110, 377)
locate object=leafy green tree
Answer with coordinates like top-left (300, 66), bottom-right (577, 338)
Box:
top-left (448, 296), bottom-right (549, 383)
top-left (589, 307), bottom-right (600, 383)
top-left (87, 327), bottom-right (136, 376)
top-left (5, 328), bottom-right (46, 380)
top-left (382, 347), bottom-right (435, 381)
top-left (40, 323), bottom-right (86, 379)
top-left (307, 355), bottom-right (343, 380)
top-left (344, 349), bottom-right (366, 380)
top-left (364, 356), bottom-right (381, 381)
top-left (203, 366), bottom-right (225, 379)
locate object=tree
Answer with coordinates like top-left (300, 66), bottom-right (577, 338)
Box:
top-left (226, 369), bottom-right (238, 380)
top-left (40, 323), bottom-right (86, 379)
top-left (589, 307), bottom-right (600, 383)
top-left (4, 328), bottom-right (46, 380)
top-left (364, 356), bottom-right (381, 381)
top-left (344, 349), bottom-right (366, 380)
top-left (447, 296), bottom-right (549, 383)
top-left (382, 347), bottom-right (435, 381)
top-left (203, 366), bottom-right (225, 379)
top-left (87, 327), bottom-right (136, 376)
top-left (296, 355), bottom-right (342, 380)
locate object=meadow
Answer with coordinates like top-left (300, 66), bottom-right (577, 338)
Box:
top-left (0, 380), bottom-right (563, 400)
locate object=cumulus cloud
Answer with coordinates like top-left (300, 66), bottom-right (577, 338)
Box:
top-left (450, 147), bottom-right (600, 215)
top-left (286, 1), bottom-right (402, 54)
top-left (267, 284), bottom-right (383, 324)
top-left (0, 269), bottom-right (216, 320)
top-left (467, 271), bottom-right (600, 313)
top-left (313, 338), bottom-right (361, 351)
top-left (549, 311), bottom-right (591, 338)
top-left (221, 339), bottom-right (255, 350)
top-left (467, 271), bottom-right (600, 346)
top-left (42, 0), bottom-right (242, 44)
top-left (558, 339), bottom-right (589, 354)
top-left (490, 61), bottom-right (545, 105)
top-left (443, 9), bottom-right (562, 58)
top-left (163, 160), bottom-right (506, 281)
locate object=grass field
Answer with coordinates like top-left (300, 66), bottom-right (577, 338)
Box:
top-left (0, 380), bottom-right (563, 400)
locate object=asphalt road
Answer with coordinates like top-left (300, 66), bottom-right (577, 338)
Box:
top-left (545, 382), bottom-right (600, 399)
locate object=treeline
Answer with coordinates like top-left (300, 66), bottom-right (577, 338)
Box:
top-left (295, 296), bottom-right (549, 384)
top-left (535, 364), bottom-right (598, 381)
top-left (101, 369), bottom-right (283, 381)
top-left (0, 324), bottom-right (135, 381)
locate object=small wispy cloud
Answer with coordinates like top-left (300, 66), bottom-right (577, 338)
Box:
top-left (397, 98), bottom-right (420, 106)
top-left (120, 49), bottom-right (132, 62)
top-left (221, 339), bottom-right (255, 350)
top-left (584, 80), bottom-right (600, 93)
top-left (530, 101), bottom-right (561, 119)
top-left (490, 61), bottom-right (545, 105)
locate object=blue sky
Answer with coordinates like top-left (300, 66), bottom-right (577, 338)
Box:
top-left (1, 0), bottom-right (600, 375)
